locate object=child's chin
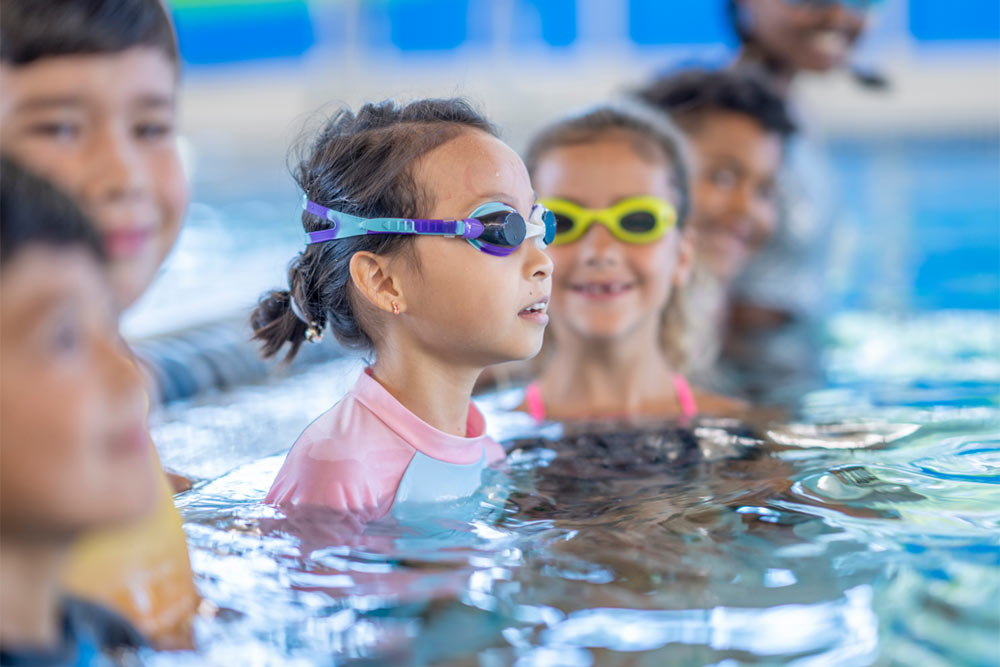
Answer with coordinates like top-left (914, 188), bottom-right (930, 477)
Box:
top-left (509, 335), bottom-right (546, 361)
top-left (109, 259), bottom-right (159, 310)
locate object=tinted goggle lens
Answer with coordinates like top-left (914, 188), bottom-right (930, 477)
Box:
top-left (476, 209), bottom-right (526, 247)
top-left (620, 211), bottom-right (657, 233)
top-left (553, 212), bottom-right (574, 235)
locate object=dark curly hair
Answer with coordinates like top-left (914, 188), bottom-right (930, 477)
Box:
top-left (632, 67), bottom-right (797, 140)
top-left (1, 157), bottom-right (106, 266)
top-left (251, 98), bottom-right (498, 361)
top-left (0, 0), bottom-right (178, 66)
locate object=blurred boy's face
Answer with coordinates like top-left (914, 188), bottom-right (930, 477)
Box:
top-left (0, 247), bottom-right (156, 541)
top-left (0, 48), bottom-right (188, 310)
top-left (686, 111), bottom-right (783, 283)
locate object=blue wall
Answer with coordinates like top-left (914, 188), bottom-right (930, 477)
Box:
top-left (909, 0), bottom-right (1000, 41)
top-left (169, 0), bottom-right (1000, 65)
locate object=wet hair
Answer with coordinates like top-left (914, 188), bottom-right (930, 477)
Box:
top-left (0, 0), bottom-right (179, 66)
top-left (0, 157), bottom-right (106, 266)
top-left (523, 102), bottom-right (693, 371)
top-left (524, 101), bottom-right (692, 227)
top-left (251, 98), bottom-right (498, 361)
top-left (633, 67), bottom-right (797, 141)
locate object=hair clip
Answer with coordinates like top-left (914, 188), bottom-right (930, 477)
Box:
top-left (289, 293), bottom-right (322, 342)
top-left (305, 322), bottom-right (323, 343)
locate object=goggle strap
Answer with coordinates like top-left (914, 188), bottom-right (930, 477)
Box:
top-left (304, 194), bottom-right (484, 244)
top-left (303, 195), bottom-right (541, 252)
top-left (307, 228), bottom-right (339, 244)
top-left (303, 195), bottom-right (336, 222)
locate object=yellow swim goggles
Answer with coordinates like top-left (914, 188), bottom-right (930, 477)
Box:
top-left (539, 196), bottom-right (678, 246)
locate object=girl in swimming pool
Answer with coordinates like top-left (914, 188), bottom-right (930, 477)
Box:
top-left (520, 102), bottom-right (744, 422)
top-left (253, 99), bottom-right (554, 519)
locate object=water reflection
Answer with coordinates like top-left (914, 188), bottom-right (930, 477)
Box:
top-left (148, 313), bottom-right (999, 664)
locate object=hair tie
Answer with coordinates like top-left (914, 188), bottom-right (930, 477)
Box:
top-left (289, 293), bottom-right (323, 343)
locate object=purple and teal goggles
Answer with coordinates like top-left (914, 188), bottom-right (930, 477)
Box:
top-left (303, 196), bottom-right (556, 257)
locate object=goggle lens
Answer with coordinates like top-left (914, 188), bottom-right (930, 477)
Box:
top-left (620, 211), bottom-right (658, 233)
top-left (553, 213), bottom-right (574, 236)
top-left (477, 210), bottom-right (526, 247)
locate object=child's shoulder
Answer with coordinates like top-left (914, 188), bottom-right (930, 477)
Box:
top-left (267, 391), bottom-right (419, 513)
top-left (297, 390), bottom-right (411, 455)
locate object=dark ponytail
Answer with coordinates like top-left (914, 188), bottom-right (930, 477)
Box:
top-left (251, 98), bottom-right (497, 361)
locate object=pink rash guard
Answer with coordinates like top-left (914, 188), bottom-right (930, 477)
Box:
top-left (266, 369), bottom-right (505, 521)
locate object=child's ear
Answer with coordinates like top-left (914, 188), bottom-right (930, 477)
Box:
top-left (672, 226), bottom-right (695, 288)
top-left (349, 251), bottom-right (406, 315)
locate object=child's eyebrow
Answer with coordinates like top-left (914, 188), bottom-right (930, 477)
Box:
top-left (476, 191), bottom-right (518, 204)
top-left (132, 93), bottom-right (175, 110)
top-left (6, 292), bottom-right (72, 334)
top-left (12, 93), bottom-right (175, 114)
top-left (12, 96), bottom-right (87, 113)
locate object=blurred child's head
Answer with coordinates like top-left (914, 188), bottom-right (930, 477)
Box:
top-left (635, 68), bottom-right (795, 283)
top-left (0, 158), bottom-right (156, 543)
top-left (252, 99), bottom-right (552, 369)
top-left (0, 0), bottom-right (187, 310)
top-left (524, 102), bottom-right (693, 368)
top-left (728, 0), bottom-right (877, 74)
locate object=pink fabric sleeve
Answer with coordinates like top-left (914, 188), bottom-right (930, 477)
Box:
top-left (484, 437), bottom-right (505, 464)
top-left (265, 397), bottom-right (416, 519)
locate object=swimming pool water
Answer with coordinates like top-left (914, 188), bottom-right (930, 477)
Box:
top-left (144, 309), bottom-right (999, 665)
top-left (129, 132), bottom-right (1000, 664)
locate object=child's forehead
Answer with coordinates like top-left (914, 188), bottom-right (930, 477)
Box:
top-left (419, 131), bottom-right (533, 212)
top-left (0, 47), bottom-right (177, 110)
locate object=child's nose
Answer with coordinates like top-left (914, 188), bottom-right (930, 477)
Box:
top-left (86, 125), bottom-right (147, 202)
top-left (579, 223), bottom-right (623, 266)
top-left (523, 239), bottom-right (553, 280)
top-left (727, 181), bottom-right (753, 215)
top-left (102, 336), bottom-right (146, 408)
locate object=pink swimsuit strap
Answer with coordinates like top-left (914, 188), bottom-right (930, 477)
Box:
top-left (524, 381), bottom-right (547, 423)
top-left (671, 373), bottom-right (698, 421)
top-left (525, 374), bottom-right (698, 423)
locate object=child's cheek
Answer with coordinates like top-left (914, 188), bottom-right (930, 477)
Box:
top-left (157, 155), bottom-right (189, 227)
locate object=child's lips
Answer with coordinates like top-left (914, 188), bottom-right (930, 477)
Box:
top-left (103, 227), bottom-right (154, 259)
top-left (569, 281), bottom-right (635, 300)
top-left (109, 421), bottom-right (151, 458)
top-left (518, 296), bottom-right (550, 324)
top-left (808, 28), bottom-right (850, 59)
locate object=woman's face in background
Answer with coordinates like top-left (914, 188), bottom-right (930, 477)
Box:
top-left (738, 0), bottom-right (873, 73)
top-left (531, 135), bottom-right (692, 345)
